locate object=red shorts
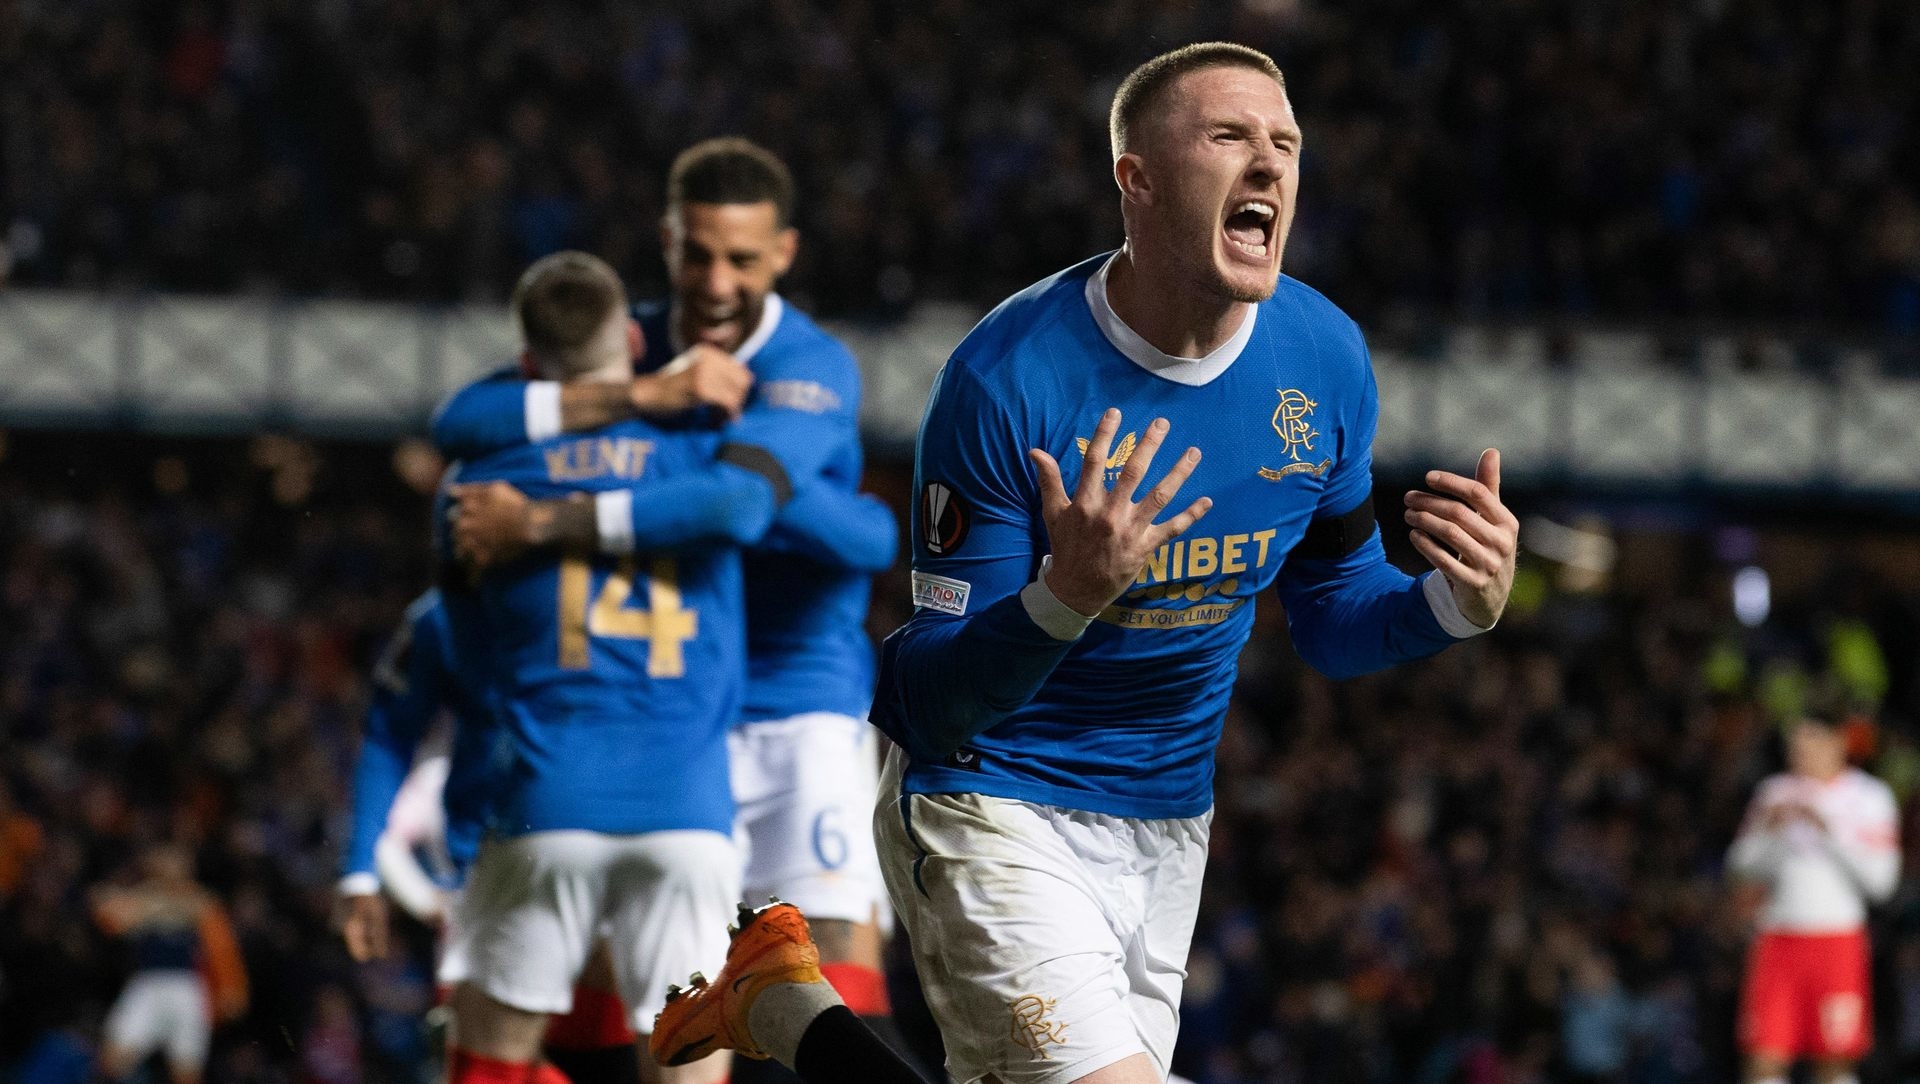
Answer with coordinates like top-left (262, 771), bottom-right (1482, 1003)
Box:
top-left (1741, 929), bottom-right (1872, 1059)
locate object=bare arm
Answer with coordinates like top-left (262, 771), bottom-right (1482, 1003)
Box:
top-left (450, 486), bottom-right (596, 568)
top-left (433, 349), bottom-right (754, 460)
top-left (557, 381), bottom-right (651, 431)
top-left (450, 462), bottom-right (783, 570)
top-left (558, 348), bottom-right (754, 429)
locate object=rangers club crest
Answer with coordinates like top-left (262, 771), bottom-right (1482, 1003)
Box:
top-left (1271, 388), bottom-right (1319, 460)
top-left (1259, 387), bottom-right (1333, 482)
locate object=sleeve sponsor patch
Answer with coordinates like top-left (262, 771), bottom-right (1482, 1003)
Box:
top-left (760, 379), bottom-right (842, 414)
top-left (911, 572), bottom-right (971, 616)
top-left (920, 481), bottom-right (971, 555)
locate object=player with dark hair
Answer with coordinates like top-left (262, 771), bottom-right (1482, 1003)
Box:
top-left (1729, 713), bottom-right (1900, 1084)
top-left (435, 138), bottom-right (901, 1080)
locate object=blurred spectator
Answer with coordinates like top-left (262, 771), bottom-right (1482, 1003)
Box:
top-left (1562, 952), bottom-right (1631, 1083)
top-left (2, 1), bottom-right (1918, 331)
top-left (91, 843), bottom-right (248, 1084)
top-left (300, 984), bottom-right (362, 1084)
top-left (0, 780), bottom-right (46, 901)
top-left (0, 432), bottom-right (429, 1084)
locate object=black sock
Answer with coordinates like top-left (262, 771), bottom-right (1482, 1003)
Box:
top-left (543, 1043), bottom-right (640, 1084)
top-left (792, 1005), bottom-right (932, 1084)
top-left (854, 1015), bottom-right (915, 1061)
top-left (728, 1054), bottom-right (802, 1084)
top-left (738, 1015), bottom-right (916, 1084)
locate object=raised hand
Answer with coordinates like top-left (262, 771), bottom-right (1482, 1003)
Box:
top-left (449, 480), bottom-right (536, 569)
top-left (636, 343), bottom-right (754, 420)
top-left (1403, 448), bottom-right (1519, 628)
top-left (1028, 408), bottom-right (1213, 617)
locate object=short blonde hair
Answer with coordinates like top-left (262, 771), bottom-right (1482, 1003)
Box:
top-left (1109, 42), bottom-right (1286, 159)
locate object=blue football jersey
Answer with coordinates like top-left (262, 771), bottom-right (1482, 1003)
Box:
top-left (876, 254), bottom-right (1462, 819)
top-left (634, 297), bottom-right (881, 723)
top-left (440, 418), bottom-right (741, 837)
top-left (343, 589), bottom-right (506, 881)
top-left (428, 297), bottom-right (892, 728)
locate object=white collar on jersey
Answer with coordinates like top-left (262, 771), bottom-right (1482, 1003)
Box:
top-left (1083, 253), bottom-right (1256, 387)
top-left (668, 293), bottom-right (785, 362)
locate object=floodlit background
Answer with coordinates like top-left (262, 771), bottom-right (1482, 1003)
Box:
top-left (3, 3), bottom-right (1920, 1083)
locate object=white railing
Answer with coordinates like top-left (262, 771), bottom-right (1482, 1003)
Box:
top-left (3, 289), bottom-right (1917, 496)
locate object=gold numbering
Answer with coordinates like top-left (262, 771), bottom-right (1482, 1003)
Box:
top-left (556, 555), bottom-right (699, 676)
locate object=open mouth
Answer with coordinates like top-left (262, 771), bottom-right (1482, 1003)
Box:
top-left (692, 322), bottom-right (743, 350)
top-left (686, 304), bottom-right (743, 345)
top-left (691, 303), bottom-right (740, 326)
top-left (1222, 199), bottom-right (1277, 261)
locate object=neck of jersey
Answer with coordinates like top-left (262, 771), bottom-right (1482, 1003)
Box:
top-left (1085, 253), bottom-right (1257, 387)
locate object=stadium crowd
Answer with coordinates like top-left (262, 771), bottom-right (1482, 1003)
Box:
top-left (4, 0), bottom-right (1920, 330)
top-left (1, 433), bottom-right (1918, 1084)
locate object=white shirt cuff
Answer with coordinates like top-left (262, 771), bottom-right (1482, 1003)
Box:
top-left (524, 381), bottom-right (563, 442)
top-left (596, 491), bottom-right (635, 555)
top-left (337, 872), bottom-right (381, 898)
top-left (1423, 571), bottom-right (1493, 639)
top-left (1020, 556), bottom-right (1097, 642)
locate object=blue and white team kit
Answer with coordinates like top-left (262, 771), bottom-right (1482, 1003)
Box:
top-left (870, 253), bottom-right (1488, 1084)
top-left (343, 590), bottom-right (500, 895)
top-left (443, 412), bottom-right (748, 1026)
top-left (341, 293), bottom-right (893, 1026)
top-left (431, 293), bottom-right (896, 930)
top-left (340, 589), bottom-right (505, 990)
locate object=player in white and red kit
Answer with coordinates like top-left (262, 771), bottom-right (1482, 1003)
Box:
top-left (1727, 715), bottom-right (1901, 1084)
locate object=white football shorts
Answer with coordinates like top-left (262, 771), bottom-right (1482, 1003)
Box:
top-left (104, 971), bottom-right (211, 1069)
top-left (449, 829), bottom-right (739, 1031)
top-left (730, 712), bottom-right (890, 930)
top-left (874, 746), bottom-right (1209, 1084)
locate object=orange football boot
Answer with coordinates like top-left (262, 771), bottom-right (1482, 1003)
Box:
top-left (649, 899), bottom-right (824, 1066)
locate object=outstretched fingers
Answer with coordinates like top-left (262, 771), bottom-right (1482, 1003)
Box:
top-left (1029, 449), bottom-right (1072, 519)
top-left (1138, 445), bottom-right (1202, 516)
top-left (1110, 417), bottom-right (1170, 501)
top-left (1076, 407), bottom-right (1122, 503)
top-left (1149, 495), bottom-right (1214, 546)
